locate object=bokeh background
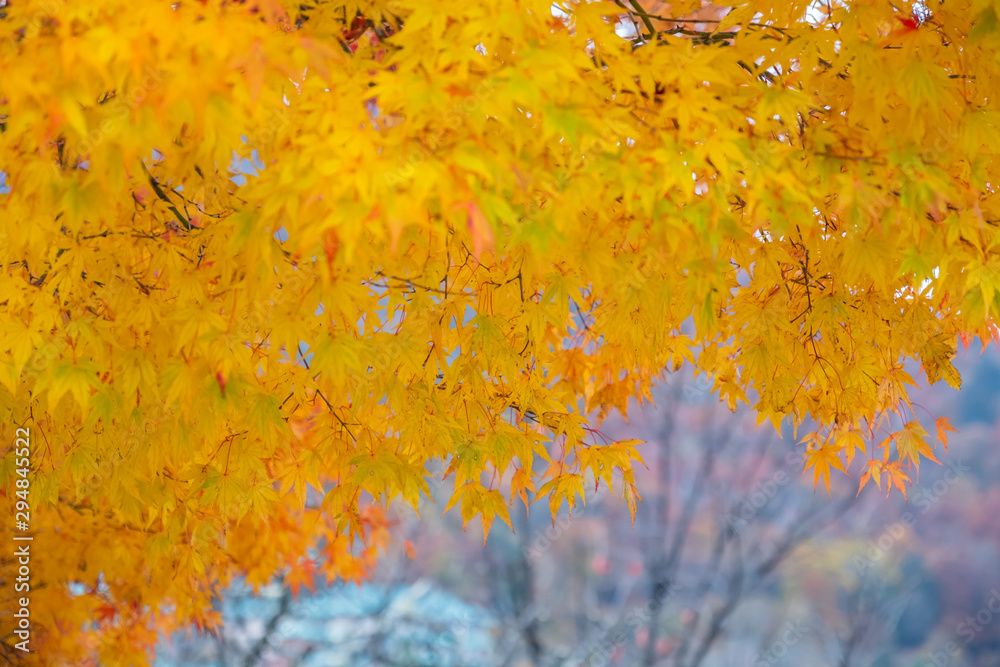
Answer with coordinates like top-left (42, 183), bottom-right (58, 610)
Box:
top-left (156, 342), bottom-right (1000, 667)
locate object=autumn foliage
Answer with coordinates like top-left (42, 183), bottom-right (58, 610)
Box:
top-left (1, 0), bottom-right (999, 662)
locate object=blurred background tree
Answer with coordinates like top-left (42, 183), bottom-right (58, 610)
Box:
top-left (157, 344), bottom-right (1000, 667)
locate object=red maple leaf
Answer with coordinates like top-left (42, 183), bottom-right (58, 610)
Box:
top-left (898, 13), bottom-right (919, 31)
top-left (96, 604), bottom-right (117, 625)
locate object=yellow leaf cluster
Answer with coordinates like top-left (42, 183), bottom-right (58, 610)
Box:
top-left (2, 0), bottom-right (999, 661)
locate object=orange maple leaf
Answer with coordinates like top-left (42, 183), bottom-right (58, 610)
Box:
top-left (857, 459), bottom-right (883, 496)
top-left (228, 39), bottom-right (268, 106)
top-left (460, 200), bottom-right (494, 260)
top-left (323, 228), bottom-right (340, 275)
top-left (884, 462), bottom-right (911, 501)
top-left (935, 417), bottom-right (957, 454)
top-left (285, 558), bottom-right (317, 598)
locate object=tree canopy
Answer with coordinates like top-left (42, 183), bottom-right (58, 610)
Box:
top-left (1, 0), bottom-right (999, 662)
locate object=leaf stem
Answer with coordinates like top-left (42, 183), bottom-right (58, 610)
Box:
top-left (626, 0), bottom-right (657, 39)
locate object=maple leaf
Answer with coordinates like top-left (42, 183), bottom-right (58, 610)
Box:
top-left (884, 462), bottom-right (912, 501)
top-left (247, 0), bottom-right (291, 29)
top-left (228, 39), bottom-right (269, 107)
top-left (897, 13), bottom-right (920, 32)
top-left (461, 200), bottom-right (495, 260)
top-left (96, 604), bottom-right (118, 626)
top-left (509, 465), bottom-right (536, 515)
top-left (622, 480), bottom-right (641, 528)
top-left (935, 417), bottom-right (958, 454)
top-left (2, 0), bottom-right (997, 660)
top-left (322, 226), bottom-right (341, 262)
top-left (297, 37), bottom-right (345, 83)
top-left (895, 421), bottom-right (940, 466)
top-left (835, 427), bottom-right (867, 469)
top-left (857, 459), bottom-right (883, 496)
top-left (285, 558), bottom-right (318, 599)
top-left (803, 440), bottom-right (847, 495)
